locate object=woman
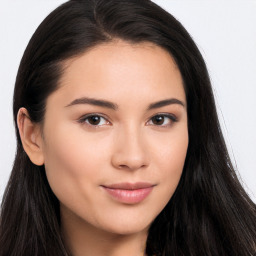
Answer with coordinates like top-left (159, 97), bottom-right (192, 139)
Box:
top-left (0, 0), bottom-right (255, 255)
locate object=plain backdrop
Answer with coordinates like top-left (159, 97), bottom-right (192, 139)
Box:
top-left (0, 1), bottom-right (255, 202)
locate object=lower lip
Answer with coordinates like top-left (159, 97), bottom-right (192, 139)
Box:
top-left (102, 186), bottom-right (153, 204)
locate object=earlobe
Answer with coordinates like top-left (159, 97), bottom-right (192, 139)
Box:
top-left (17, 108), bottom-right (45, 166)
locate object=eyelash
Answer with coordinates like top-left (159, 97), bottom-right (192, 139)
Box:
top-left (78, 113), bottom-right (178, 128)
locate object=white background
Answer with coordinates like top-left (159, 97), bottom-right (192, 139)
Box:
top-left (0, 1), bottom-right (255, 202)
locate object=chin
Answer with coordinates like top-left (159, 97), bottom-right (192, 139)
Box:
top-left (104, 223), bottom-right (150, 236)
top-left (95, 214), bottom-right (154, 236)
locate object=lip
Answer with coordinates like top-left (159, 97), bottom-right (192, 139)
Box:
top-left (101, 182), bottom-right (155, 204)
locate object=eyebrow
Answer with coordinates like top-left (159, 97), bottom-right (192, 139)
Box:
top-left (65, 97), bottom-right (118, 110)
top-left (147, 98), bottom-right (185, 110)
top-left (65, 97), bottom-right (185, 110)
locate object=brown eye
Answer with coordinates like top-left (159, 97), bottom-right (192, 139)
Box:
top-left (78, 114), bottom-right (110, 126)
top-left (148, 114), bottom-right (177, 127)
top-left (87, 116), bottom-right (101, 125)
top-left (151, 115), bottom-right (165, 125)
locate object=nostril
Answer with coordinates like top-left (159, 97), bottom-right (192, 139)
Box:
top-left (111, 136), bottom-right (149, 171)
top-left (116, 163), bottom-right (148, 171)
top-left (118, 165), bottom-right (127, 169)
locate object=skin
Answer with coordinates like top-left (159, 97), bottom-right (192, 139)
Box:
top-left (18, 40), bottom-right (188, 256)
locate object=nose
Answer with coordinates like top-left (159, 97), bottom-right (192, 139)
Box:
top-left (111, 126), bottom-right (149, 171)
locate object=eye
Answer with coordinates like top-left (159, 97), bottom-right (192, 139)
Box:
top-left (78, 114), bottom-right (110, 126)
top-left (147, 114), bottom-right (177, 127)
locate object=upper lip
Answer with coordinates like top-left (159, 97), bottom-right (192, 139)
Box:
top-left (102, 182), bottom-right (155, 190)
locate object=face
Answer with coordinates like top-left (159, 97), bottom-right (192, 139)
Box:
top-left (40, 41), bottom-right (188, 235)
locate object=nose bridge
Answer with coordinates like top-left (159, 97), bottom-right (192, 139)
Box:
top-left (111, 123), bottom-right (149, 170)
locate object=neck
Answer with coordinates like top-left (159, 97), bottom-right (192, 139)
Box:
top-left (61, 207), bottom-right (148, 256)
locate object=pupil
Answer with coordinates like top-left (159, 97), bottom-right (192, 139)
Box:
top-left (153, 115), bottom-right (164, 125)
top-left (89, 116), bottom-right (100, 125)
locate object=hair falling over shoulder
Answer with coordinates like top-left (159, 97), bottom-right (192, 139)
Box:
top-left (1, 0), bottom-right (256, 255)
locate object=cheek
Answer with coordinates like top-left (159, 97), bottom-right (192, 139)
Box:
top-left (153, 128), bottom-right (188, 196)
top-left (42, 124), bottom-right (109, 201)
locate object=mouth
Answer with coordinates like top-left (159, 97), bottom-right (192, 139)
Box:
top-left (101, 182), bottom-right (155, 204)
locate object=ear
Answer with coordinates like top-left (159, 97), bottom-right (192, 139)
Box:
top-left (17, 108), bottom-right (45, 166)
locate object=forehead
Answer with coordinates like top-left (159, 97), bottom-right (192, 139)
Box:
top-left (48, 40), bottom-right (186, 109)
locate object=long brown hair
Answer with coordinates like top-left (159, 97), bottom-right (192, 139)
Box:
top-left (1, 0), bottom-right (256, 255)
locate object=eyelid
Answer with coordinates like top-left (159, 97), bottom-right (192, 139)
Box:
top-left (77, 113), bottom-right (112, 126)
top-left (146, 113), bottom-right (178, 127)
top-left (77, 112), bottom-right (178, 128)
